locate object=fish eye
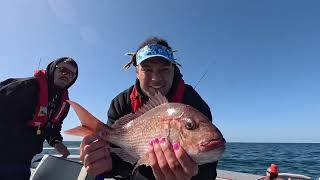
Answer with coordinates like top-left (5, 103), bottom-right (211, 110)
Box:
top-left (184, 118), bottom-right (196, 130)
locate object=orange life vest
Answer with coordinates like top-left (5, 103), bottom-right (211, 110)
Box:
top-left (130, 79), bottom-right (185, 112)
top-left (28, 70), bottom-right (69, 134)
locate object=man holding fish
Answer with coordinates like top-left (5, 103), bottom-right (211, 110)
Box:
top-left (69, 37), bottom-right (225, 180)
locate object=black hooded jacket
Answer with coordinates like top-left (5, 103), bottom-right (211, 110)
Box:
top-left (0, 57), bottom-right (78, 164)
top-left (103, 67), bottom-right (218, 180)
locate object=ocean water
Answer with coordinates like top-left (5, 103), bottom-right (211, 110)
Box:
top-left (39, 142), bottom-right (320, 179)
top-left (219, 143), bottom-right (319, 179)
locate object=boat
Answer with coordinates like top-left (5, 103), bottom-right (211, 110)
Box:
top-left (30, 149), bottom-right (314, 180)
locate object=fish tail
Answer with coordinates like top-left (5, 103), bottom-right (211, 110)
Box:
top-left (64, 125), bottom-right (93, 137)
top-left (66, 100), bottom-right (106, 135)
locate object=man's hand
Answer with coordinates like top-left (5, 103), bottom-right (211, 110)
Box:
top-left (80, 135), bottom-right (112, 176)
top-left (54, 142), bottom-right (70, 158)
top-left (148, 137), bottom-right (198, 180)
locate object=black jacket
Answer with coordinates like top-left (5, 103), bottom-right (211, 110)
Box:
top-left (0, 57), bottom-right (78, 164)
top-left (103, 67), bottom-right (218, 180)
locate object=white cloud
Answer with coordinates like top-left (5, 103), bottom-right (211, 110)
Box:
top-left (48, 0), bottom-right (78, 25)
top-left (79, 26), bottom-right (100, 45)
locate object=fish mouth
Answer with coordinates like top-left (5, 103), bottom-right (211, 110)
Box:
top-left (199, 138), bottom-right (226, 152)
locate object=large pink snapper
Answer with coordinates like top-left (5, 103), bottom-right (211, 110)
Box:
top-left (65, 93), bottom-right (226, 166)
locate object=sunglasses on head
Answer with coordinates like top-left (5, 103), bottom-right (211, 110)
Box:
top-left (55, 66), bottom-right (76, 78)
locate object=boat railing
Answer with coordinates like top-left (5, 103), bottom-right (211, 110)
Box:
top-left (39, 148), bottom-right (314, 180)
top-left (278, 173), bottom-right (311, 180)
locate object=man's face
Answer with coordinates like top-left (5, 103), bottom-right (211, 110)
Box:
top-left (136, 57), bottom-right (175, 97)
top-left (53, 62), bottom-right (77, 89)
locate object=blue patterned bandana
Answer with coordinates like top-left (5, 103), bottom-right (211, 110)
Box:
top-left (136, 44), bottom-right (175, 65)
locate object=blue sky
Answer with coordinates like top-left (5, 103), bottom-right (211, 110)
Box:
top-left (1, 0), bottom-right (319, 143)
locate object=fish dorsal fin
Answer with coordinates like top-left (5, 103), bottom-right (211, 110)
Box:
top-left (135, 92), bottom-right (168, 116)
top-left (112, 92), bottom-right (168, 128)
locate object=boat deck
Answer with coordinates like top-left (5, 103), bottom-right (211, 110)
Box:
top-left (30, 155), bottom-right (313, 180)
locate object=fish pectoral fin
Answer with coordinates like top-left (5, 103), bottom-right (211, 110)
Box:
top-left (111, 148), bottom-right (137, 164)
